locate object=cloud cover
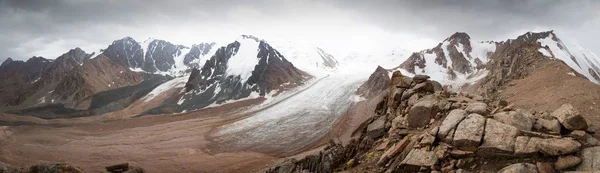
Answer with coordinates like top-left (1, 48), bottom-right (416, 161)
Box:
top-left (1, 0), bottom-right (599, 61)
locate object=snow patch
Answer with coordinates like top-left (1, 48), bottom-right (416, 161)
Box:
top-left (142, 76), bottom-right (189, 102)
top-left (538, 34), bottom-right (600, 83)
top-left (226, 38), bottom-right (261, 84)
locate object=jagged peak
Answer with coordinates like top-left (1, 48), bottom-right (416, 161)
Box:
top-left (444, 32), bottom-right (471, 42)
top-left (238, 35), bottom-right (262, 42)
top-left (1, 57), bottom-right (15, 67)
top-left (112, 36), bottom-right (138, 45)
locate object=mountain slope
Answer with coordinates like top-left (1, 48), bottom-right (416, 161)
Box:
top-left (102, 37), bottom-right (217, 76)
top-left (397, 31), bottom-right (600, 92)
top-left (146, 35), bottom-right (310, 114)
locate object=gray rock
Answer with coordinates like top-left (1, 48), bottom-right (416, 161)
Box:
top-left (430, 80), bottom-right (443, 92)
top-left (577, 146), bottom-right (600, 171)
top-left (465, 102), bottom-right (488, 115)
top-left (437, 109), bottom-right (467, 139)
top-left (536, 117), bottom-right (561, 134)
top-left (378, 137), bottom-right (411, 166)
top-left (407, 97), bottom-right (438, 128)
top-left (367, 116), bottom-right (386, 139)
top-left (399, 148), bottom-right (439, 172)
top-left (413, 81), bottom-right (435, 93)
top-left (498, 163), bottom-right (538, 173)
top-left (514, 136), bottom-right (542, 155)
top-left (478, 118), bottom-right (519, 157)
top-left (551, 104), bottom-right (588, 130)
top-left (493, 110), bottom-right (534, 131)
top-left (29, 163), bottom-right (85, 173)
top-left (538, 138), bottom-right (581, 156)
top-left (453, 113), bottom-right (486, 151)
top-left (413, 75), bottom-right (430, 83)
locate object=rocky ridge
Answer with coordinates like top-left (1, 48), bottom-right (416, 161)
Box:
top-left (267, 72), bottom-right (600, 173)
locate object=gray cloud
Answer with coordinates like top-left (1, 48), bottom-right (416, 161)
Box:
top-left (1, 0), bottom-right (600, 61)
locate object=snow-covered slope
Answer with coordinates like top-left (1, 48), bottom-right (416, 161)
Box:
top-left (102, 37), bottom-right (217, 77)
top-left (537, 33), bottom-right (600, 83)
top-left (397, 31), bottom-right (600, 91)
top-left (397, 32), bottom-right (496, 90)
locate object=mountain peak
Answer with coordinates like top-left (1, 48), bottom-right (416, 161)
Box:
top-left (445, 32), bottom-right (471, 42)
top-left (238, 35), bottom-right (261, 42)
top-left (1, 57), bottom-right (14, 67)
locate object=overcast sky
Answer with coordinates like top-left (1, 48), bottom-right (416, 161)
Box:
top-left (1, 0), bottom-right (599, 63)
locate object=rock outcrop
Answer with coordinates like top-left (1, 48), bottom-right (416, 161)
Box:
top-left (267, 72), bottom-right (599, 173)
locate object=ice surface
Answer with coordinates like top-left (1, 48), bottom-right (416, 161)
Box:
top-left (538, 34), bottom-right (600, 83)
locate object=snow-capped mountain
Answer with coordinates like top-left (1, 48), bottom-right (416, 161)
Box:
top-left (102, 37), bottom-right (217, 77)
top-left (396, 31), bottom-right (600, 91)
top-left (145, 35), bottom-right (310, 114)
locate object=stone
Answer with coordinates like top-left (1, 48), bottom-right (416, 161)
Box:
top-left (498, 163), bottom-right (538, 173)
top-left (555, 155), bottom-right (582, 170)
top-left (453, 114), bottom-right (485, 151)
top-left (407, 97), bottom-right (438, 128)
top-left (537, 118), bottom-right (561, 134)
top-left (586, 136), bottom-right (599, 146)
top-left (106, 163), bottom-right (129, 173)
top-left (493, 111), bottom-right (534, 131)
top-left (437, 109), bottom-right (468, 139)
top-left (407, 93), bottom-right (420, 106)
top-left (536, 162), bottom-right (555, 173)
top-left (465, 102), bottom-right (488, 115)
top-left (538, 138), bottom-right (581, 156)
top-left (413, 75), bottom-right (431, 83)
top-left (514, 136), bottom-right (542, 155)
top-left (577, 146), bottom-right (600, 171)
top-left (367, 116), bottom-right (386, 139)
top-left (477, 119), bottom-right (519, 157)
top-left (430, 80), bottom-right (443, 92)
top-left (376, 139), bottom-right (390, 151)
top-left (378, 137), bottom-right (411, 166)
top-left (413, 81), bottom-right (435, 93)
top-left (455, 169), bottom-right (471, 173)
top-left (443, 129), bottom-right (456, 143)
top-left (569, 130), bottom-right (587, 140)
top-left (399, 148), bottom-right (439, 172)
top-left (397, 76), bottom-right (413, 89)
top-left (551, 104), bottom-right (589, 130)
top-left (401, 89), bottom-right (415, 101)
top-left (448, 149), bottom-right (474, 158)
top-left (420, 134), bottom-right (436, 147)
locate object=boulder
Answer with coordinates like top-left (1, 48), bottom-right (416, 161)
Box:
top-left (536, 162), bottom-right (555, 173)
top-left (399, 148), bottom-right (439, 172)
top-left (514, 136), bottom-right (542, 155)
top-left (477, 119), bottom-right (519, 157)
top-left (555, 155), bottom-right (581, 170)
top-left (577, 146), bottom-right (600, 171)
top-left (437, 109), bottom-right (467, 139)
top-left (430, 80), bottom-right (443, 92)
top-left (493, 111), bottom-right (534, 131)
top-left (106, 163), bottom-right (129, 173)
top-left (367, 116), bottom-right (386, 139)
top-left (498, 163), bottom-right (538, 173)
top-left (551, 104), bottom-right (588, 130)
top-left (465, 102), bottom-right (488, 115)
top-left (569, 130), bottom-right (587, 140)
top-left (437, 109), bottom-right (467, 138)
top-left (413, 81), bottom-right (435, 93)
top-left (401, 89), bottom-right (415, 101)
top-left (536, 118), bottom-right (561, 134)
top-left (453, 114), bottom-right (485, 151)
top-left (407, 97), bottom-right (438, 128)
top-left (413, 75), bottom-right (430, 83)
top-left (538, 138), bottom-right (581, 156)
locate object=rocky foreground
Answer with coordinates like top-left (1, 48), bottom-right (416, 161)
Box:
top-left (267, 72), bottom-right (600, 173)
top-left (0, 162), bottom-right (144, 173)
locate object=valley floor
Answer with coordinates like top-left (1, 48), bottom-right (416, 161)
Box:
top-left (0, 72), bottom-right (371, 173)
